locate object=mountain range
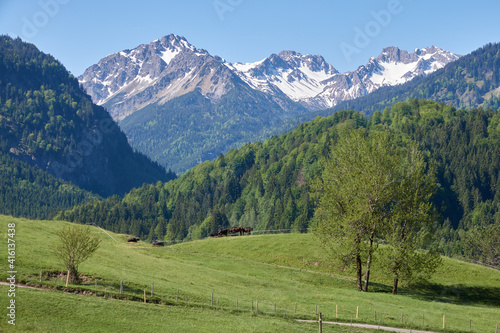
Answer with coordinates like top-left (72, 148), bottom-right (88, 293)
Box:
top-left (79, 34), bottom-right (460, 173)
top-left (328, 42), bottom-right (500, 116)
top-left (80, 34), bottom-right (459, 118)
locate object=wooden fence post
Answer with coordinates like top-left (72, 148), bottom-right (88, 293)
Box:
top-left (295, 302), bottom-right (297, 314)
top-left (236, 299), bottom-right (238, 309)
top-left (319, 312), bottom-right (322, 333)
top-left (469, 319), bottom-right (471, 331)
top-left (211, 292), bottom-right (213, 307)
top-left (40, 270), bottom-right (43, 283)
top-left (374, 310), bottom-right (376, 321)
top-left (144, 289), bottom-right (146, 303)
top-left (256, 300), bottom-right (259, 312)
top-left (120, 280), bottom-right (123, 294)
top-left (401, 312), bottom-right (404, 323)
top-left (356, 306), bottom-right (359, 319)
top-left (422, 314), bottom-right (425, 327)
top-left (336, 304), bottom-right (338, 318)
top-left (274, 303), bottom-right (276, 313)
top-left (176, 289), bottom-right (179, 301)
top-left (217, 297), bottom-right (219, 311)
top-left (54, 277), bottom-right (57, 290)
top-left (95, 279), bottom-right (97, 292)
top-left (151, 282), bottom-right (154, 297)
top-left (104, 287), bottom-right (106, 297)
top-left (443, 315), bottom-right (445, 329)
top-left (495, 323), bottom-right (498, 333)
top-left (66, 270), bottom-right (70, 287)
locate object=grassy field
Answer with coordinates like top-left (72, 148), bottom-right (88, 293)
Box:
top-left (0, 215), bottom-right (499, 332)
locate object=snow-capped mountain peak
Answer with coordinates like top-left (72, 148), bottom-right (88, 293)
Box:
top-left (79, 34), bottom-right (233, 120)
top-left (365, 46), bottom-right (460, 87)
top-left (79, 35), bottom-right (461, 120)
top-left (225, 46), bottom-right (460, 110)
top-left (225, 51), bottom-right (339, 101)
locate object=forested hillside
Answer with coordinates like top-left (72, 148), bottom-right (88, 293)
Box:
top-left (60, 100), bottom-right (500, 265)
top-left (327, 43), bottom-right (500, 116)
top-left (0, 36), bottom-right (175, 197)
top-left (0, 150), bottom-right (97, 219)
top-left (120, 87), bottom-right (305, 174)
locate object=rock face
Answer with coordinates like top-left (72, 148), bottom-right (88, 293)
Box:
top-left (80, 34), bottom-right (460, 121)
top-left (79, 34), bottom-right (239, 120)
top-left (228, 46), bottom-right (461, 110)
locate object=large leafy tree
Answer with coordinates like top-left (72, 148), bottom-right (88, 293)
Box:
top-left (314, 129), bottom-right (439, 292)
top-left (379, 145), bottom-right (440, 294)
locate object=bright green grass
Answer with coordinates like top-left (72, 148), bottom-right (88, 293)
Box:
top-left (0, 216), bottom-right (499, 333)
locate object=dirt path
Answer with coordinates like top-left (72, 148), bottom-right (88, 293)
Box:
top-left (297, 319), bottom-right (438, 333)
top-left (0, 281), bottom-right (41, 290)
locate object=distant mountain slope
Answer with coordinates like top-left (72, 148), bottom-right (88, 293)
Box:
top-left (80, 34), bottom-right (460, 116)
top-left (0, 36), bottom-right (175, 196)
top-left (79, 34), bottom-right (303, 121)
top-left (228, 46), bottom-right (459, 110)
top-left (120, 86), bottom-right (306, 173)
top-left (328, 43), bottom-right (500, 116)
top-left (79, 35), bottom-right (458, 173)
top-left (0, 150), bottom-right (97, 219)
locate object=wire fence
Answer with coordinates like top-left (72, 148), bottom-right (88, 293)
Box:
top-left (29, 272), bottom-right (499, 333)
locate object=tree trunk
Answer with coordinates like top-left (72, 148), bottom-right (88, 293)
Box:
top-left (392, 277), bottom-right (399, 295)
top-left (69, 266), bottom-right (80, 284)
top-left (363, 234), bottom-right (374, 292)
top-left (356, 253), bottom-right (363, 291)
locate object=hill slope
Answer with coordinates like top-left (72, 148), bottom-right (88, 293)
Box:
top-left (1, 216), bottom-right (499, 333)
top-left (0, 36), bottom-right (175, 197)
top-left (61, 100), bottom-right (500, 266)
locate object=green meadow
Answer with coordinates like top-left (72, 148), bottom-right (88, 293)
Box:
top-left (0, 215), bottom-right (499, 332)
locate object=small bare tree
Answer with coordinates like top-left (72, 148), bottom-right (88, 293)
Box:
top-left (53, 225), bottom-right (101, 284)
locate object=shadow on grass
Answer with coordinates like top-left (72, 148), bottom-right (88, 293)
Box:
top-left (363, 280), bottom-right (500, 307)
top-left (399, 283), bottom-right (500, 307)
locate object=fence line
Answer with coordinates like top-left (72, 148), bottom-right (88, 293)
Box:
top-left (33, 275), bottom-right (498, 333)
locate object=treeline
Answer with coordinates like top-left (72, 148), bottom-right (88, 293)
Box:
top-left (60, 100), bottom-right (499, 266)
top-left (0, 150), bottom-right (96, 219)
top-left (0, 35), bottom-right (175, 197)
top-left (329, 42), bottom-right (500, 116)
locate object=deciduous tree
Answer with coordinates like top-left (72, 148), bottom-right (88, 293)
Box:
top-left (53, 224), bottom-right (101, 284)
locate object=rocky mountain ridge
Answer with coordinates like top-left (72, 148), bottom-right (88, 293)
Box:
top-left (79, 34), bottom-right (460, 120)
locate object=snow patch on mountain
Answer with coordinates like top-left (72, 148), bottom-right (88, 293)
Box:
top-left (226, 46), bottom-right (460, 110)
top-left (79, 34), bottom-right (461, 120)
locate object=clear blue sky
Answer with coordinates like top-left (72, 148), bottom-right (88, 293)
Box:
top-left (1, 0), bottom-right (499, 75)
